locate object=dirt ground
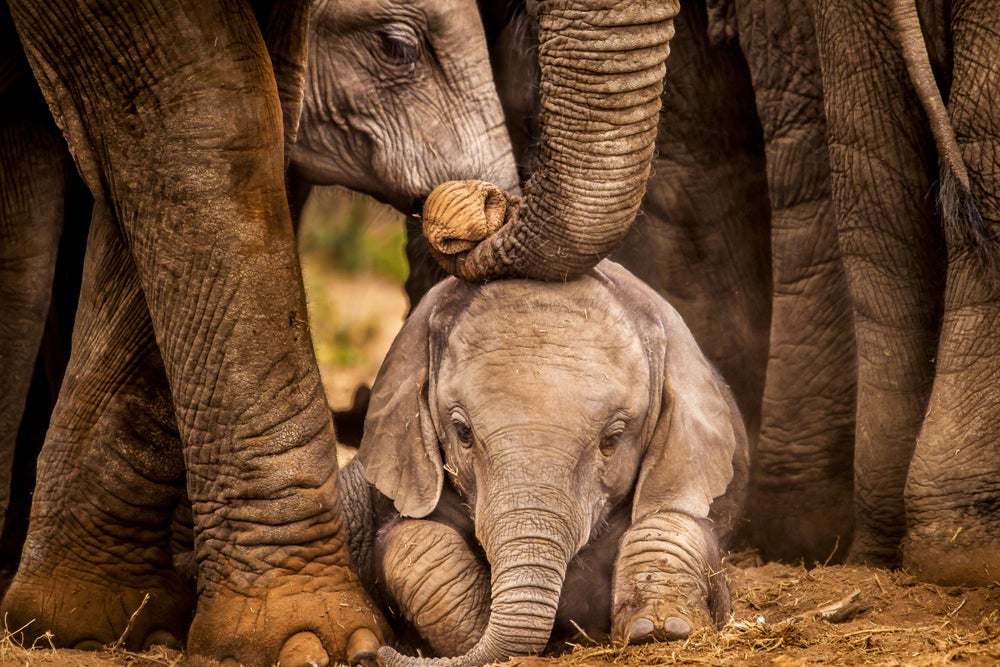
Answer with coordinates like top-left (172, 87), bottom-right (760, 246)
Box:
top-left (2, 196), bottom-right (996, 666)
top-left (1, 556), bottom-right (996, 666)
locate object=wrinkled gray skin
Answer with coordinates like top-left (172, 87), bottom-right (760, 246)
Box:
top-left (292, 0), bottom-right (516, 212)
top-left (339, 260), bottom-right (749, 667)
top-left (0, 0), bottom-right (516, 663)
top-left (471, 0), bottom-right (853, 565)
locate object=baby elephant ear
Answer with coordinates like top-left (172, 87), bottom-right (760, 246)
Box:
top-left (633, 296), bottom-right (749, 532)
top-left (356, 284), bottom-right (448, 518)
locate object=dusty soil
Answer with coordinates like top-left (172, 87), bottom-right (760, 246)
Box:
top-left (1, 557), bottom-right (996, 666)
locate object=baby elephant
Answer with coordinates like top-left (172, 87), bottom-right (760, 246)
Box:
top-left (338, 260), bottom-right (749, 667)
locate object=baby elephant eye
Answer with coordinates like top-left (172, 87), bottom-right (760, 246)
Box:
top-left (453, 420), bottom-right (474, 448)
top-left (599, 432), bottom-right (621, 456)
top-left (599, 419), bottom-right (627, 456)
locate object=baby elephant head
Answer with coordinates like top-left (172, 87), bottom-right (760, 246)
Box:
top-left (359, 260), bottom-right (748, 666)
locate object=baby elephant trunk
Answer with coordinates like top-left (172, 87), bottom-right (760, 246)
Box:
top-left (379, 492), bottom-right (585, 667)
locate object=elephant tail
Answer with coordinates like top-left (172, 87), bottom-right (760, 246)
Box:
top-left (890, 0), bottom-right (998, 271)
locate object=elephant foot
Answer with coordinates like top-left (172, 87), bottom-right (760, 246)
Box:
top-left (1, 564), bottom-right (193, 650)
top-left (186, 569), bottom-right (388, 667)
top-left (846, 530), bottom-right (902, 568)
top-left (613, 595), bottom-right (711, 644)
top-left (902, 480), bottom-right (1000, 586)
top-left (611, 512), bottom-right (724, 645)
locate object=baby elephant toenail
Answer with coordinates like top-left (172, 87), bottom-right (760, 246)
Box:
top-left (347, 627), bottom-right (380, 665)
top-left (278, 631), bottom-right (329, 667)
top-left (663, 616), bottom-right (692, 640)
top-left (627, 618), bottom-right (655, 643)
top-left (73, 640), bottom-right (105, 651)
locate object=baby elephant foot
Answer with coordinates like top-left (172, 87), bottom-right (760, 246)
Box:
top-left (1, 563), bottom-right (193, 651)
top-left (611, 512), bottom-right (728, 645)
top-left (186, 569), bottom-right (388, 667)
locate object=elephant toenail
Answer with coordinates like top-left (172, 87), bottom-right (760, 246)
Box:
top-left (626, 618), bottom-right (655, 643)
top-left (221, 658), bottom-right (241, 667)
top-left (663, 616), bottom-right (692, 640)
top-left (346, 627), bottom-right (380, 665)
top-left (278, 631), bottom-right (329, 667)
top-left (73, 640), bottom-right (105, 651)
top-left (143, 629), bottom-right (180, 650)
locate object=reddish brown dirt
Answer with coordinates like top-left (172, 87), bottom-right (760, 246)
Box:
top-left (2, 557), bottom-right (996, 666)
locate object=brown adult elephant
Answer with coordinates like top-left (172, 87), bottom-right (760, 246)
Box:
top-left (424, 0), bottom-right (681, 281)
top-left (0, 0), bottom-right (516, 664)
top-left (725, 0), bottom-right (999, 583)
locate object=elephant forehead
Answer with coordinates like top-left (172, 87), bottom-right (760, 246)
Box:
top-left (438, 288), bottom-right (650, 408)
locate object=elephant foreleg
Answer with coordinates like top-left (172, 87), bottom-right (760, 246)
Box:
top-left (611, 512), bottom-right (728, 644)
top-left (377, 517), bottom-right (490, 657)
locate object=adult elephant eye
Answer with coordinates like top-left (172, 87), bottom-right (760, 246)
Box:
top-left (379, 24), bottom-right (419, 67)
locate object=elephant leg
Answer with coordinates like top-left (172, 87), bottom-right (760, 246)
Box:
top-left (903, 0), bottom-right (1000, 585)
top-left (7, 1), bottom-right (385, 664)
top-left (1, 201), bottom-right (194, 650)
top-left (611, 512), bottom-right (727, 645)
top-left (377, 518), bottom-right (490, 657)
top-left (811, 0), bottom-right (946, 566)
top-left (0, 84), bottom-right (68, 562)
top-left (736, 0), bottom-right (856, 564)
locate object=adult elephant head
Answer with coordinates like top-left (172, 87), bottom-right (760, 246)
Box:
top-left (422, 0), bottom-right (681, 281)
top-left (291, 0), bottom-right (518, 214)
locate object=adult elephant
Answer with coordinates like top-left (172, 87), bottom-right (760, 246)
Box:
top-left (0, 0), bottom-right (516, 664)
top-left (725, 0), bottom-right (998, 582)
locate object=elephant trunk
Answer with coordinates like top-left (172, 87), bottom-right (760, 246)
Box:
top-left (378, 497), bottom-right (583, 667)
top-left (423, 0), bottom-right (679, 281)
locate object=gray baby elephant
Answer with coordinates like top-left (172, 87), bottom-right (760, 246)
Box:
top-left (338, 260), bottom-right (749, 667)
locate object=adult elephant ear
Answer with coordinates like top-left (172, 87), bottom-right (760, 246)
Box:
top-left (601, 262), bottom-right (749, 540)
top-left (422, 0), bottom-right (680, 282)
top-left (357, 280), bottom-right (465, 518)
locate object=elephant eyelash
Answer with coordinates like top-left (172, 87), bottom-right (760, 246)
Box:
top-left (599, 418), bottom-right (629, 456)
top-left (378, 24), bottom-right (420, 68)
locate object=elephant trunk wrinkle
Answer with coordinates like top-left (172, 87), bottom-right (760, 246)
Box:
top-left (377, 488), bottom-right (582, 666)
top-left (423, 0), bottom-right (680, 282)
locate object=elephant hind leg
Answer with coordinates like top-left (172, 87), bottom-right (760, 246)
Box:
top-left (903, 0), bottom-right (1000, 585)
top-left (377, 517), bottom-right (490, 657)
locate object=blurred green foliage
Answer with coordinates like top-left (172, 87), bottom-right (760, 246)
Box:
top-left (298, 186), bottom-right (409, 282)
top-left (297, 186), bottom-right (410, 406)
